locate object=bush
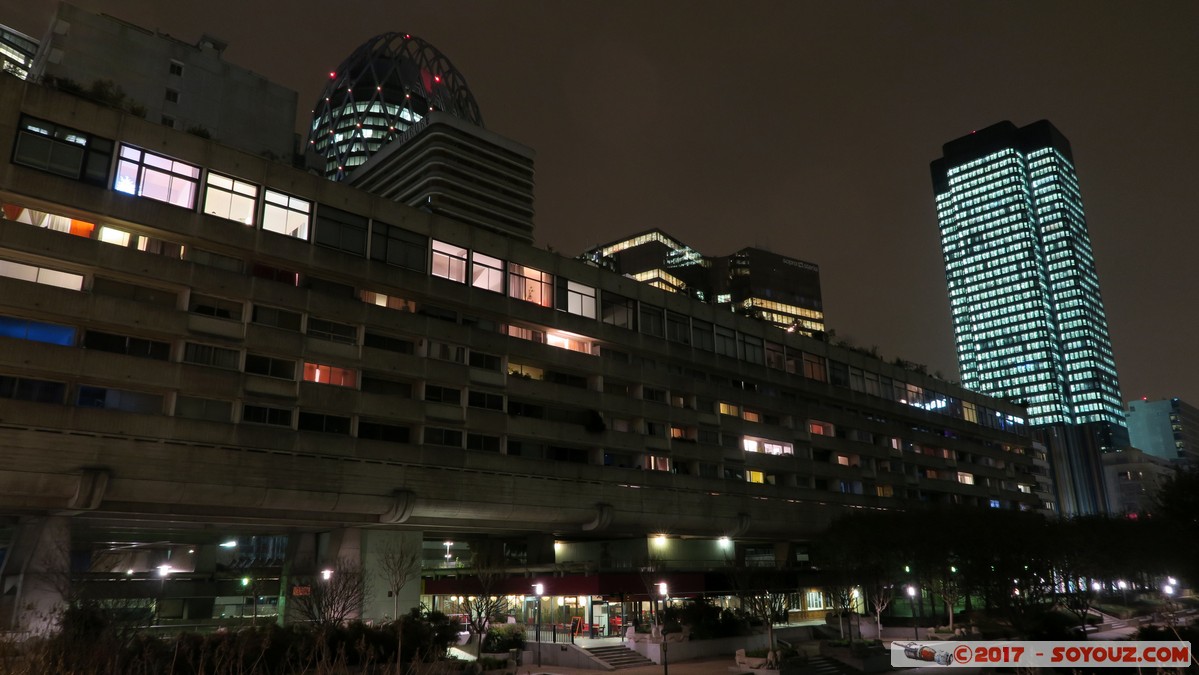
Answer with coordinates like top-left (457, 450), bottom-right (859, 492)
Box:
top-left (481, 623), bottom-right (526, 652)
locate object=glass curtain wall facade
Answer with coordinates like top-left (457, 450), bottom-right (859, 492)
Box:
top-left (931, 121), bottom-right (1124, 431)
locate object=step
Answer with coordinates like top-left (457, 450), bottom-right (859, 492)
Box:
top-left (585, 645), bottom-right (657, 669)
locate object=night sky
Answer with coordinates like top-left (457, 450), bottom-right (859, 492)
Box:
top-left (8, 1), bottom-right (1199, 406)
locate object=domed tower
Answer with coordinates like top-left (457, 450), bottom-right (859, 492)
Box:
top-left (309, 32), bottom-right (484, 180)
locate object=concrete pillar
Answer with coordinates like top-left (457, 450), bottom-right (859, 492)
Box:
top-left (277, 531), bottom-right (317, 625)
top-left (361, 529), bottom-right (423, 623)
top-left (0, 516), bottom-right (71, 634)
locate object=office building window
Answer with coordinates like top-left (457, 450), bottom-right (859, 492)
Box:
top-left (13, 115), bottom-right (114, 186)
top-left (471, 252), bottom-right (504, 293)
top-left (261, 189), bottom-right (310, 239)
top-left (114, 144), bottom-right (200, 209)
top-left (431, 240), bottom-right (468, 282)
top-left (203, 172), bottom-right (258, 225)
top-left (370, 222), bottom-right (427, 272)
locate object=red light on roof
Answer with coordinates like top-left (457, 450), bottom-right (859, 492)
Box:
top-left (329, 71), bottom-right (336, 78)
top-left (404, 34), bottom-right (411, 39)
top-left (433, 75), bottom-right (442, 83)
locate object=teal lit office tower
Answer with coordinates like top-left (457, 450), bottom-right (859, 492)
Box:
top-left (932, 120), bottom-right (1126, 514)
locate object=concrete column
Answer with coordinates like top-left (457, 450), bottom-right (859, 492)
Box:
top-left (361, 529), bottom-right (423, 623)
top-left (0, 516), bottom-right (71, 634)
top-left (277, 531), bottom-right (317, 625)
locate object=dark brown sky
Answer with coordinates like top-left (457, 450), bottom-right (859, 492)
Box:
top-left (7, 1), bottom-right (1199, 405)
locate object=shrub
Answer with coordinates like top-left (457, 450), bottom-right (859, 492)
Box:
top-left (481, 623), bottom-right (526, 652)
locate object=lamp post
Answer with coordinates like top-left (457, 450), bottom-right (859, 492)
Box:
top-left (534, 583), bottom-right (544, 667)
top-left (906, 585), bottom-right (918, 640)
top-left (659, 582), bottom-right (669, 675)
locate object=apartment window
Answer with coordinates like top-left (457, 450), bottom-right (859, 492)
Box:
top-left (77, 386), bottom-right (162, 413)
top-left (600, 293), bottom-right (635, 329)
top-left (302, 362), bottom-right (358, 388)
top-left (765, 342), bottom-right (785, 370)
top-left (168, 61), bottom-right (184, 76)
top-left (251, 305), bottom-right (301, 331)
top-left (743, 436), bottom-right (793, 456)
top-left (718, 402), bottom-right (740, 417)
top-left (114, 144), bottom-right (200, 209)
top-left (468, 390), bottom-right (504, 410)
top-left (92, 278), bottom-right (175, 307)
top-left (188, 248), bottom-right (243, 273)
top-left (508, 363), bottom-right (544, 380)
top-left (161, 116), bottom-right (175, 129)
top-left (164, 88), bottom-right (179, 103)
top-left (0, 375), bottom-right (66, 404)
top-left (508, 263), bottom-right (552, 306)
top-left (174, 395), bottom-right (231, 422)
top-left (957, 472), bottom-right (975, 485)
top-left (306, 317), bottom-right (357, 345)
top-left (360, 376), bottom-right (412, 397)
top-left (740, 335), bottom-right (764, 364)
top-left (189, 293), bottom-right (243, 320)
top-left (360, 290), bottom-right (416, 312)
top-left (182, 343), bottom-right (240, 370)
top-left (468, 351), bottom-right (502, 371)
top-left (261, 189), bottom-right (310, 239)
top-left (83, 331), bottom-right (170, 360)
top-left (562, 280), bottom-right (597, 319)
top-left (426, 341), bottom-right (466, 363)
top-left (643, 387), bottom-right (667, 403)
top-left (640, 304), bottom-right (664, 338)
top-left (742, 409), bottom-right (762, 423)
top-left (802, 353), bottom-right (827, 382)
top-left (370, 222), bottom-right (427, 272)
top-left (363, 332), bottom-right (414, 354)
top-left (424, 385), bottom-right (461, 404)
top-left (666, 312), bottom-right (690, 344)
top-left (358, 421), bottom-right (410, 443)
top-left (431, 240), bottom-right (468, 282)
top-left (13, 114), bottom-right (113, 186)
top-left (203, 172), bottom-right (258, 225)
top-left (242, 404), bottom-right (292, 427)
top-left (471, 252), bottom-right (504, 293)
top-left (746, 470), bottom-right (765, 484)
top-left (95, 226), bottom-right (185, 259)
top-left (0, 259), bottom-right (83, 290)
top-left (0, 316), bottom-right (75, 346)
top-left (714, 326), bottom-right (737, 357)
top-left (809, 420), bottom-right (835, 437)
top-left (691, 319), bottom-right (714, 351)
top-left (424, 427), bottom-right (463, 447)
top-left (467, 433), bottom-right (501, 452)
top-left (298, 411), bottom-right (351, 434)
top-left (314, 204), bottom-right (368, 256)
top-left (244, 354), bottom-right (296, 380)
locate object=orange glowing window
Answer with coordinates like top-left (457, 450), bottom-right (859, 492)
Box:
top-left (303, 362), bottom-right (357, 388)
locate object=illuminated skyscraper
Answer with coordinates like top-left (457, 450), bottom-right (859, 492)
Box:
top-left (932, 121), bottom-right (1126, 514)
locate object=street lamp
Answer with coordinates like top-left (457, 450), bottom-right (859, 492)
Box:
top-left (906, 585), bottom-right (918, 640)
top-left (534, 583), bottom-right (544, 667)
top-left (659, 582), bottom-right (669, 675)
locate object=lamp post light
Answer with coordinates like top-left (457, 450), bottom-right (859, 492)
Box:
top-left (906, 585), bottom-right (918, 640)
top-left (534, 583), bottom-right (544, 667)
top-left (659, 582), bottom-right (669, 675)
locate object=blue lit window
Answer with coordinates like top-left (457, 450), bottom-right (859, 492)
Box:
top-left (0, 316), bottom-right (76, 345)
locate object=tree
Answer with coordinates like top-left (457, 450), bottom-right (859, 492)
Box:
top-left (290, 558), bottom-right (368, 626)
top-left (728, 566), bottom-right (788, 651)
top-left (462, 543), bottom-right (511, 655)
top-left (379, 540), bottom-right (422, 673)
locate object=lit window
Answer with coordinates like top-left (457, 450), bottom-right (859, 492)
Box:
top-left (508, 263), bottom-right (552, 307)
top-left (360, 290), bottom-right (415, 312)
top-left (114, 144), bottom-right (200, 209)
top-left (742, 409), bottom-right (761, 423)
top-left (809, 420), bottom-right (835, 436)
top-left (203, 172), bottom-right (258, 224)
top-left (0, 259), bottom-right (83, 290)
top-left (303, 362), bottom-right (358, 387)
top-left (471, 252), bottom-right (504, 292)
top-left (261, 189), bottom-right (310, 239)
top-left (742, 435), bottom-right (793, 456)
top-left (0, 201), bottom-right (95, 238)
top-left (565, 281), bottom-right (597, 319)
top-left (545, 329), bottom-right (592, 354)
top-left (431, 240), bottom-right (468, 282)
top-left (746, 470), bottom-right (765, 484)
top-left (718, 402), bottom-right (740, 416)
top-left (957, 472), bottom-right (974, 485)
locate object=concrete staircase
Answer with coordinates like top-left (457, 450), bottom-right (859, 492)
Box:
top-left (585, 644), bottom-right (657, 669)
top-left (800, 655), bottom-right (858, 675)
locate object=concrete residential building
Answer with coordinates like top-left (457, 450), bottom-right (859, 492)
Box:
top-left (931, 120), bottom-right (1126, 515)
top-left (29, 2), bottom-right (297, 159)
top-left (1101, 447), bottom-right (1176, 516)
top-left (0, 74), bottom-right (1049, 632)
top-left (0, 23), bottom-right (37, 79)
top-left (581, 230), bottom-right (825, 337)
top-left (1126, 397), bottom-right (1199, 465)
